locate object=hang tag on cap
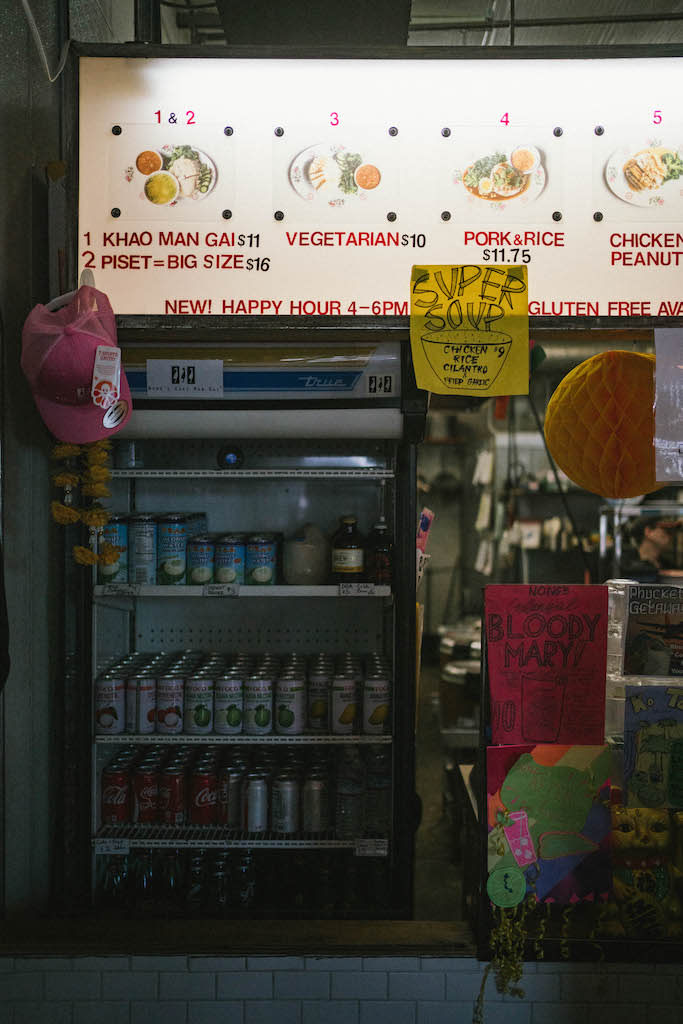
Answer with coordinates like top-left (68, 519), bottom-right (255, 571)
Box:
top-left (91, 345), bottom-right (122, 410)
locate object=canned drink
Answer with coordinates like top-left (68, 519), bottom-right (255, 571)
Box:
top-left (242, 772), bottom-right (269, 832)
top-left (133, 765), bottom-right (159, 824)
top-left (307, 668), bottom-right (331, 733)
top-left (272, 773), bottom-right (300, 834)
top-left (214, 673), bottom-right (243, 734)
top-left (214, 534), bottom-right (246, 585)
top-left (187, 536), bottom-right (215, 585)
top-left (189, 767), bottom-right (218, 825)
top-left (95, 674), bottom-right (126, 735)
top-left (158, 766), bottom-right (186, 826)
top-left (127, 514), bottom-right (157, 585)
top-left (219, 763), bottom-right (244, 828)
top-left (156, 676), bottom-right (184, 734)
top-left (245, 534), bottom-right (277, 585)
top-left (97, 517), bottom-right (128, 584)
top-left (125, 674), bottom-right (156, 734)
top-left (157, 514), bottom-right (187, 585)
top-left (244, 674), bottom-right (273, 735)
top-left (302, 771), bottom-right (330, 834)
top-left (101, 765), bottom-right (131, 824)
top-left (331, 673), bottom-right (358, 734)
top-left (184, 676), bottom-right (214, 735)
top-left (362, 671), bottom-right (391, 735)
top-left (185, 512), bottom-right (208, 537)
top-left (275, 674), bottom-right (306, 735)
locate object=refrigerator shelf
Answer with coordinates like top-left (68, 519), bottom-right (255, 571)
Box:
top-left (93, 825), bottom-right (357, 851)
top-left (110, 468), bottom-right (395, 480)
top-left (95, 733), bottom-right (392, 745)
top-left (94, 584), bottom-right (392, 598)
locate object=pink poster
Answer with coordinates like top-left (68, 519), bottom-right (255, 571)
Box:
top-left (485, 584), bottom-right (608, 745)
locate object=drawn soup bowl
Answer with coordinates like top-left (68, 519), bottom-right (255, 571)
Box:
top-left (421, 329), bottom-right (512, 391)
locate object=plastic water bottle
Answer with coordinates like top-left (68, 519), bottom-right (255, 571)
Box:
top-left (334, 747), bottom-right (365, 839)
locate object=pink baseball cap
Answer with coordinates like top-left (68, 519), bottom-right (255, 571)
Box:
top-left (21, 285), bottom-right (132, 443)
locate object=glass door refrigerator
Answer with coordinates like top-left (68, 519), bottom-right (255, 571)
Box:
top-left (59, 337), bottom-right (427, 922)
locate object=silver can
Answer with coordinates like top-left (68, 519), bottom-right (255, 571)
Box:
top-left (307, 667), bottom-right (331, 733)
top-left (94, 673), bottom-right (126, 734)
top-left (275, 673), bottom-right (306, 735)
top-left (302, 771), bottom-right (330, 834)
top-left (156, 675), bottom-right (184, 734)
top-left (127, 514), bottom-right (157, 586)
top-left (184, 675), bottom-right (214, 735)
top-left (244, 674), bottom-right (273, 735)
top-left (187, 536), bottom-right (215, 586)
top-left (219, 762), bottom-right (245, 828)
top-left (97, 517), bottom-right (128, 585)
top-left (271, 772), bottom-right (299, 834)
top-left (214, 673), bottom-right (243, 734)
top-left (157, 514), bottom-right (187, 585)
top-left (362, 671), bottom-right (391, 735)
top-left (125, 673), bottom-right (156, 734)
top-left (214, 534), bottom-right (246, 585)
top-left (242, 771), bottom-right (269, 833)
top-left (331, 673), bottom-right (357, 735)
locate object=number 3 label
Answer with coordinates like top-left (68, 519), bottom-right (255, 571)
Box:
top-left (330, 112), bottom-right (339, 126)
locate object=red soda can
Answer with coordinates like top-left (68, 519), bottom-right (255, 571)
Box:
top-left (158, 766), bottom-right (186, 826)
top-left (101, 765), bottom-right (131, 825)
top-left (189, 767), bottom-right (218, 825)
top-left (133, 765), bottom-right (159, 824)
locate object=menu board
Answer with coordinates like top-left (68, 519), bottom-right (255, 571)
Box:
top-left (78, 55), bottom-right (683, 318)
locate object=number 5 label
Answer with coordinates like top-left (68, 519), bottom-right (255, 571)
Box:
top-left (653, 109), bottom-right (662, 124)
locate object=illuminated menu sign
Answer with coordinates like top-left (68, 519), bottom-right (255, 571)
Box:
top-left (78, 55), bottom-right (683, 319)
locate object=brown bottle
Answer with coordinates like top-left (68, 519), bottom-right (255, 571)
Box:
top-left (330, 515), bottom-right (365, 582)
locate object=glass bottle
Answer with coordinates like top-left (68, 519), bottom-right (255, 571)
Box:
top-left (366, 516), bottom-right (393, 585)
top-left (330, 515), bottom-right (365, 583)
top-left (334, 746), bottom-right (365, 839)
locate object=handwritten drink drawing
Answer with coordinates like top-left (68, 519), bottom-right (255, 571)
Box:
top-left (410, 264), bottom-right (528, 396)
top-left (485, 584), bottom-right (608, 746)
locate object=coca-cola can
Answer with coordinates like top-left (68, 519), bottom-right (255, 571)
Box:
top-left (242, 771), bottom-right (269, 833)
top-left (158, 766), bottom-right (186, 826)
top-left (189, 767), bottom-right (218, 825)
top-left (133, 765), bottom-right (159, 824)
top-left (219, 763), bottom-right (244, 829)
top-left (101, 765), bottom-right (131, 825)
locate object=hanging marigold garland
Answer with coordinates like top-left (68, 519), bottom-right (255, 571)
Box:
top-left (50, 439), bottom-right (119, 567)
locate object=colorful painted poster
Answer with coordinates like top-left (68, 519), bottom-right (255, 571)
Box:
top-left (486, 744), bottom-right (613, 906)
top-left (624, 684), bottom-right (683, 808)
top-left (485, 584), bottom-right (608, 745)
top-left (409, 265), bottom-right (529, 396)
top-left (623, 584), bottom-right (683, 677)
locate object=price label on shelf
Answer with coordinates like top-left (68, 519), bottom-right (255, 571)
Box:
top-left (102, 584), bottom-right (141, 597)
top-left (339, 582), bottom-right (376, 597)
top-left (355, 839), bottom-right (389, 857)
top-left (94, 838), bottom-right (130, 855)
top-left (202, 583), bottom-right (240, 597)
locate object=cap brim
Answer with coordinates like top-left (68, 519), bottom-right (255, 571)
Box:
top-left (34, 371), bottom-right (133, 443)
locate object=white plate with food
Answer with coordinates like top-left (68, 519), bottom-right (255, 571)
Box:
top-left (456, 145), bottom-right (545, 203)
top-left (288, 143), bottom-right (382, 204)
top-left (605, 145), bottom-right (683, 207)
top-left (131, 144), bottom-right (218, 205)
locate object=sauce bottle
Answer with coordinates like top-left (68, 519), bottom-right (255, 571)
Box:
top-left (366, 516), bottom-right (393, 585)
top-left (330, 515), bottom-right (365, 582)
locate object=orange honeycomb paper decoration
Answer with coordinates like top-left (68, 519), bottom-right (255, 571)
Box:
top-left (544, 350), bottom-right (661, 500)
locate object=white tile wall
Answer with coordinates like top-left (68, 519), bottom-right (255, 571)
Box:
top-left (0, 956), bottom-right (680, 1023)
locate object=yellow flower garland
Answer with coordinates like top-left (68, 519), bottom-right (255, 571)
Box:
top-left (51, 439), bottom-right (117, 567)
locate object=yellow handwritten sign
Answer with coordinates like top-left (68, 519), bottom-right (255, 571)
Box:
top-left (410, 265), bottom-right (529, 396)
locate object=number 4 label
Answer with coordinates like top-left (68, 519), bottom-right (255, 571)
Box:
top-left (500, 112), bottom-right (510, 126)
